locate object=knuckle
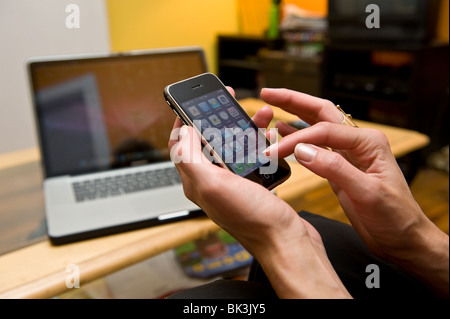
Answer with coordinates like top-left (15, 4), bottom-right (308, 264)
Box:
top-left (311, 122), bottom-right (332, 142)
top-left (368, 129), bottom-right (390, 146)
top-left (282, 88), bottom-right (296, 105)
top-left (323, 151), bottom-right (345, 174)
top-left (319, 99), bottom-right (341, 122)
top-left (363, 129), bottom-right (392, 156)
top-left (321, 98), bottom-right (336, 109)
top-left (313, 121), bottom-right (331, 133)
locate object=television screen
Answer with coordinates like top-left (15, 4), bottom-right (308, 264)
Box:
top-left (328, 0), bottom-right (440, 43)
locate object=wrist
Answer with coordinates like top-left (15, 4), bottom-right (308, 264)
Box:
top-left (389, 219), bottom-right (449, 297)
top-left (253, 217), bottom-right (352, 299)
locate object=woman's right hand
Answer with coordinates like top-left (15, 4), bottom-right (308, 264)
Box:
top-left (261, 88), bottom-right (449, 297)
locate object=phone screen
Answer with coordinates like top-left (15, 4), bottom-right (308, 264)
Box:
top-left (178, 88), bottom-right (270, 176)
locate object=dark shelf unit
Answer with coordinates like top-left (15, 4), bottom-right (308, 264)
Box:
top-left (322, 42), bottom-right (449, 154)
top-left (257, 49), bottom-right (323, 97)
top-left (217, 34), bottom-right (449, 156)
top-left (217, 35), bottom-right (283, 99)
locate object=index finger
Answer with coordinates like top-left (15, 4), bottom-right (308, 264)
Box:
top-left (260, 88), bottom-right (343, 125)
top-left (268, 122), bottom-right (392, 165)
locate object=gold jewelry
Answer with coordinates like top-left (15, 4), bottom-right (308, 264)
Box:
top-left (336, 105), bottom-right (359, 128)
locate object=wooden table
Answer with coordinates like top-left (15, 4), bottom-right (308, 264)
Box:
top-left (241, 98), bottom-right (430, 203)
top-left (0, 98), bottom-right (430, 299)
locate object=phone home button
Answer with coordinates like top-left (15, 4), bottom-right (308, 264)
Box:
top-left (261, 174), bottom-right (273, 181)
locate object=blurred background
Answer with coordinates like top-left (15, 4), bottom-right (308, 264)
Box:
top-left (0, 0), bottom-right (448, 156)
top-left (1, 0), bottom-right (448, 224)
top-left (0, 0), bottom-right (448, 299)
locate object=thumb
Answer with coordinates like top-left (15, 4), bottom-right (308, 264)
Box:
top-left (170, 125), bottom-right (203, 164)
top-left (171, 125), bottom-right (217, 178)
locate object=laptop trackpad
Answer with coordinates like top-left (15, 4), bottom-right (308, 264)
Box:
top-left (130, 187), bottom-right (197, 216)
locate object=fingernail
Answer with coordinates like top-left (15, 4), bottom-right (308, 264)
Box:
top-left (295, 143), bottom-right (317, 163)
top-left (180, 125), bottom-right (189, 136)
top-left (263, 144), bottom-right (277, 158)
top-left (263, 146), bottom-right (271, 156)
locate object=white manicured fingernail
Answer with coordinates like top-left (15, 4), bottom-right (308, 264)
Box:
top-left (295, 143), bottom-right (317, 163)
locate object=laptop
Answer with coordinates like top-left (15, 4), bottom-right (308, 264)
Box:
top-left (27, 47), bottom-right (207, 245)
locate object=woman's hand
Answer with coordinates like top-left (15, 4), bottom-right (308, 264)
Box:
top-left (168, 89), bottom-right (351, 298)
top-left (261, 88), bottom-right (449, 297)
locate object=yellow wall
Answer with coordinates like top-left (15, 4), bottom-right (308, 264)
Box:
top-left (106, 0), bottom-right (239, 74)
top-left (236, 0), bottom-right (327, 36)
top-left (283, 0), bottom-right (328, 15)
top-left (106, 0), bottom-right (328, 72)
top-left (437, 0), bottom-right (449, 42)
top-left (107, 0), bottom-right (447, 74)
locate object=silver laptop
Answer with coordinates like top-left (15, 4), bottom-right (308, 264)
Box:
top-left (28, 47), bottom-right (207, 244)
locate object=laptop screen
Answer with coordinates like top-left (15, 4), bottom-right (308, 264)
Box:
top-left (29, 48), bottom-right (207, 178)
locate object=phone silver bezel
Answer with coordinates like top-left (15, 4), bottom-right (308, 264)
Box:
top-left (164, 73), bottom-right (291, 189)
top-left (164, 77), bottom-right (230, 171)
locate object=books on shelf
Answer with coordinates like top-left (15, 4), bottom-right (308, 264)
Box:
top-left (280, 4), bottom-right (327, 57)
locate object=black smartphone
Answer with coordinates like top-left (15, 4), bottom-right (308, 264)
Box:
top-left (164, 73), bottom-right (291, 190)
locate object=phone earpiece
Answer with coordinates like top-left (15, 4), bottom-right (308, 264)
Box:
top-left (192, 84), bottom-right (204, 90)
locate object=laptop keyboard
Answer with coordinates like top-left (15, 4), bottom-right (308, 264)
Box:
top-left (72, 167), bottom-right (182, 203)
